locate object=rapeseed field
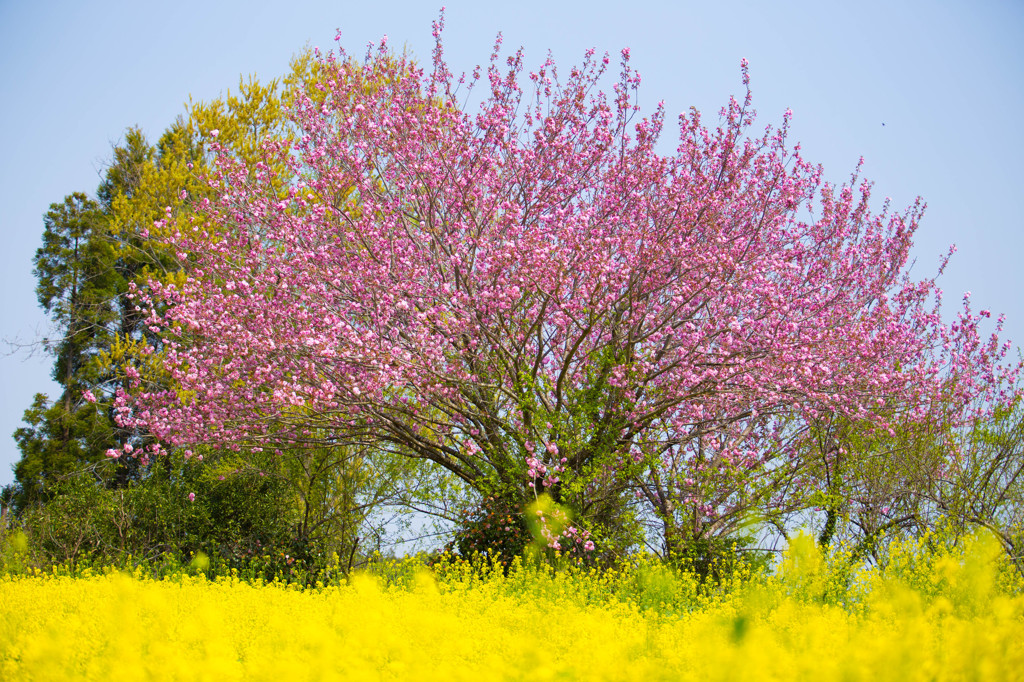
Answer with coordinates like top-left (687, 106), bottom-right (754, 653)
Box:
top-left (2, 533), bottom-right (1022, 681)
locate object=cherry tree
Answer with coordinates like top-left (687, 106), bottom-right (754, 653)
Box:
top-left (116, 15), bottom-right (1018, 556)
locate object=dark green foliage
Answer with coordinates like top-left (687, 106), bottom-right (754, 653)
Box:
top-left (447, 494), bottom-right (531, 564)
top-left (34, 193), bottom-right (121, 345)
top-left (667, 532), bottom-right (774, 585)
top-left (9, 451), bottom-right (296, 573)
top-left (4, 442), bottom-right (398, 585)
top-left (12, 394), bottom-right (115, 504)
top-left (12, 128), bottom-right (186, 509)
top-left (12, 191), bottom-right (125, 509)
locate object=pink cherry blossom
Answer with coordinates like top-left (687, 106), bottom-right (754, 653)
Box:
top-left (117, 15), bottom-right (1019, 553)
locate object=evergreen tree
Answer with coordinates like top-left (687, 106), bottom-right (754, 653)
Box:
top-left (12, 193), bottom-right (122, 508)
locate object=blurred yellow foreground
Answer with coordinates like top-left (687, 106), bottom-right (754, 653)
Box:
top-left (2, 534), bottom-right (1022, 681)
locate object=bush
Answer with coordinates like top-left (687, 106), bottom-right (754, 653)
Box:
top-left (446, 494), bottom-right (531, 566)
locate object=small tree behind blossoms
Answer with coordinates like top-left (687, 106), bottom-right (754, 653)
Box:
top-left (118, 16), bottom-right (1018, 557)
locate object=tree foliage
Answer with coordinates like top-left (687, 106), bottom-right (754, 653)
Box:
top-left (9, 19), bottom-right (1021, 573)
top-left (13, 193), bottom-right (122, 506)
top-left (8, 56), bottom-right (411, 572)
top-left (117, 18), bottom-right (1018, 561)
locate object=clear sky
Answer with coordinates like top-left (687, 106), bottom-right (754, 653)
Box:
top-left (1, 0), bottom-right (1022, 487)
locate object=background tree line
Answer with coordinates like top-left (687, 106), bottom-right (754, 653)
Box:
top-left (2, 55), bottom-right (436, 578)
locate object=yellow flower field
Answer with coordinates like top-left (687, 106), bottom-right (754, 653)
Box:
top-left (2, 538), bottom-right (1023, 681)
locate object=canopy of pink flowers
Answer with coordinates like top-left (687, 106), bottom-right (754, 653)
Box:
top-left (114, 19), bottom-right (1017, 526)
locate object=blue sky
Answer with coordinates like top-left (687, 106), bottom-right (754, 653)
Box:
top-left (1, 0), bottom-right (1022, 487)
